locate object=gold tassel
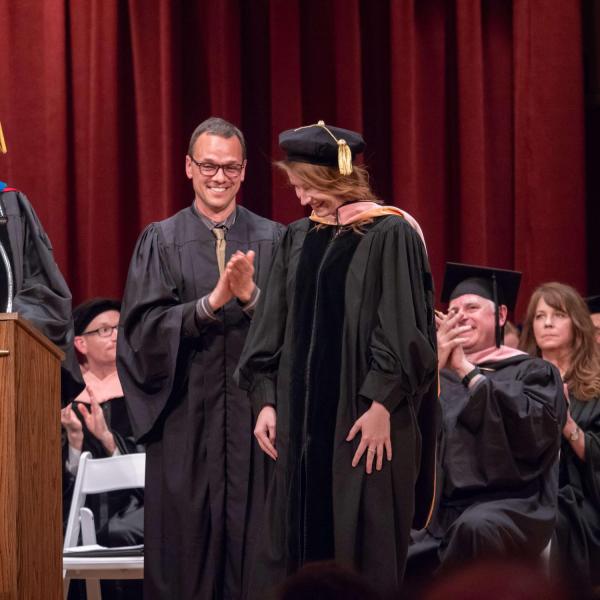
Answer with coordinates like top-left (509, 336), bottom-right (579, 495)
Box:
top-left (295, 121), bottom-right (354, 175)
top-left (337, 139), bottom-right (352, 175)
top-left (0, 121), bottom-right (7, 154)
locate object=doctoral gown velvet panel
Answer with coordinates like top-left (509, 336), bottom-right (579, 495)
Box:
top-left (117, 205), bottom-right (284, 600)
top-left (551, 395), bottom-right (600, 588)
top-left (1, 188), bottom-right (83, 399)
top-left (410, 354), bottom-right (566, 572)
top-left (236, 215), bottom-right (438, 597)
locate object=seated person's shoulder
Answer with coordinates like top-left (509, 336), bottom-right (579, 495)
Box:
top-left (498, 354), bottom-right (563, 390)
top-left (516, 354), bottom-right (560, 378)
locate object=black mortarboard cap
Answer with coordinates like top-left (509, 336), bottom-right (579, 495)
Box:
top-left (279, 120), bottom-right (365, 175)
top-left (441, 262), bottom-right (522, 347)
top-left (586, 295), bottom-right (600, 314)
top-left (73, 297), bottom-right (121, 335)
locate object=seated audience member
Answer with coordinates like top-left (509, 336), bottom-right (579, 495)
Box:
top-left (61, 298), bottom-right (143, 599)
top-left (503, 320), bottom-right (520, 349)
top-left (586, 295), bottom-right (600, 344)
top-left (520, 282), bottom-right (600, 592)
top-left (407, 263), bottom-right (566, 581)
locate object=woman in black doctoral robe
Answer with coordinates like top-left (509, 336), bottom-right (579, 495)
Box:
top-left (236, 122), bottom-right (438, 598)
top-left (521, 282), bottom-right (600, 592)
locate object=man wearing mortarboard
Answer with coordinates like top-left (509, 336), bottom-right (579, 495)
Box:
top-left (0, 120), bottom-right (83, 400)
top-left (406, 262), bottom-right (567, 583)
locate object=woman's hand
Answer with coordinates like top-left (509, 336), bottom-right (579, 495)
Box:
top-left (254, 405), bottom-right (277, 460)
top-left (78, 390), bottom-right (117, 454)
top-left (346, 401), bottom-right (392, 474)
top-left (60, 403), bottom-right (84, 451)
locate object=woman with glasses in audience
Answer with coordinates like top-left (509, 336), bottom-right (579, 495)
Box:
top-left (61, 297), bottom-right (143, 600)
top-left (520, 283), bottom-right (600, 592)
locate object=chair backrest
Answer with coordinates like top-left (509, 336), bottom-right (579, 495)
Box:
top-left (63, 451), bottom-right (145, 551)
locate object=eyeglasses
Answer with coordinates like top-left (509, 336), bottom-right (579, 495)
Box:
top-left (188, 156), bottom-right (245, 179)
top-left (81, 325), bottom-right (118, 338)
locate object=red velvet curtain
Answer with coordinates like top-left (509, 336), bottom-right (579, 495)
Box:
top-left (0, 0), bottom-right (586, 317)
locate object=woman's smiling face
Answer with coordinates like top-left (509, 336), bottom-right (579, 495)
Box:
top-left (287, 172), bottom-right (345, 218)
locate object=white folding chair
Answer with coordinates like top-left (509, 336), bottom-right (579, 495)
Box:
top-left (63, 451), bottom-right (145, 600)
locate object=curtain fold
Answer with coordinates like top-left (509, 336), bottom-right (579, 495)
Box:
top-left (0, 0), bottom-right (587, 317)
top-left (513, 0), bottom-right (586, 313)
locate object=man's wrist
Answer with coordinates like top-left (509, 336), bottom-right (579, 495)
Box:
top-left (461, 367), bottom-right (482, 388)
top-left (68, 432), bottom-right (84, 450)
top-left (455, 360), bottom-right (476, 381)
top-left (238, 285), bottom-right (259, 309)
top-left (208, 292), bottom-right (224, 311)
top-left (101, 432), bottom-right (116, 454)
top-left (196, 295), bottom-right (218, 322)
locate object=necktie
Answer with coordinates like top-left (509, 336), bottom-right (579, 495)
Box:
top-left (212, 227), bottom-right (226, 275)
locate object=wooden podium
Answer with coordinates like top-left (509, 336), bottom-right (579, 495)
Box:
top-left (0, 314), bottom-right (64, 600)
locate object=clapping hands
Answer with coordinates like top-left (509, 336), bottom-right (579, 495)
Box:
top-left (435, 309), bottom-right (471, 372)
top-left (208, 250), bottom-right (256, 310)
top-left (60, 388), bottom-right (117, 454)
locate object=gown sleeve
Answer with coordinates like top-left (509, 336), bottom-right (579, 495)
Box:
top-left (457, 360), bottom-right (566, 475)
top-left (357, 219), bottom-right (438, 414)
top-left (116, 223), bottom-right (202, 441)
top-left (235, 226), bottom-right (292, 413)
top-left (582, 403), bottom-right (600, 509)
top-left (12, 199), bottom-right (71, 340)
top-left (10, 192), bottom-right (84, 400)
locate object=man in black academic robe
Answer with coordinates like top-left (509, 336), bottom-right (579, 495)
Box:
top-left (117, 118), bottom-right (284, 600)
top-left (0, 182), bottom-right (82, 399)
top-left (407, 263), bottom-right (567, 581)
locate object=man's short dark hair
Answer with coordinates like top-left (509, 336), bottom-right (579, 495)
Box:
top-left (188, 117), bottom-right (246, 159)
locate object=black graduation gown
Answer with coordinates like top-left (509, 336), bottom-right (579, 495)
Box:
top-left (551, 395), bottom-right (600, 589)
top-left (63, 396), bottom-right (144, 600)
top-left (236, 216), bottom-right (438, 598)
top-left (116, 204), bottom-right (284, 600)
top-left (0, 186), bottom-right (83, 400)
top-left (408, 354), bottom-right (566, 576)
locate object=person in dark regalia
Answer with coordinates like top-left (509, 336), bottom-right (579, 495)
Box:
top-left (0, 121), bottom-right (82, 400)
top-left (62, 298), bottom-right (143, 600)
top-left (586, 295), bottom-right (600, 344)
top-left (407, 263), bottom-right (567, 584)
top-left (520, 282), bottom-right (600, 594)
top-left (236, 121), bottom-right (438, 598)
top-left (116, 117), bottom-right (284, 600)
